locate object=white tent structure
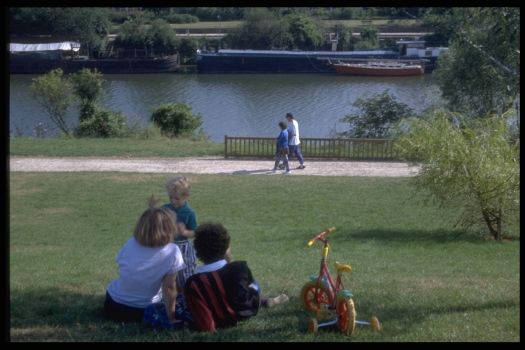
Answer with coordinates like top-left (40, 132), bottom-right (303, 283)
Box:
top-left (9, 42), bottom-right (80, 53)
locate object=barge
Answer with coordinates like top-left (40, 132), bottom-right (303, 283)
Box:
top-left (196, 40), bottom-right (447, 74)
top-left (9, 41), bottom-right (180, 74)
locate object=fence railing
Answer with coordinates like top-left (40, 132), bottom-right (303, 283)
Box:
top-left (224, 136), bottom-right (399, 160)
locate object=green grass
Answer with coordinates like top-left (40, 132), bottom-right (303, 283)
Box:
top-left (10, 173), bottom-right (519, 341)
top-left (111, 19), bottom-right (420, 33)
top-left (168, 19), bottom-right (419, 30)
top-left (9, 137), bottom-right (223, 158)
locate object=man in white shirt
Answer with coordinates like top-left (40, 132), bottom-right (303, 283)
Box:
top-left (286, 112), bottom-right (306, 169)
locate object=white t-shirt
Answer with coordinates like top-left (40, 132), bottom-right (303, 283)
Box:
top-left (288, 119), bottom-right (300, 146)
top-left (107, 238), bottom-right (185, 308)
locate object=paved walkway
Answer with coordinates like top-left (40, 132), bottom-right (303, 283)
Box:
top-left (10, 156), bottom-right (420, 177)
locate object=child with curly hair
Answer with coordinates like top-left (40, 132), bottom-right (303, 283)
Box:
top-left (185, 222), bottom-right (289, 332)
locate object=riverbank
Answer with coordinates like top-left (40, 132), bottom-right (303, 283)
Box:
top-left (9, 136), bottom-right (224, 158)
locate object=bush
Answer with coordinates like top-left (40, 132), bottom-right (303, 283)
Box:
top-left (151, 103), bottom-right (203, 138)
top-left (165, 13), bottom-right (199, 23)
top-left (76, 108), bottom-right (127, 137)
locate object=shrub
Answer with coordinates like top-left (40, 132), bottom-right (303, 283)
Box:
top-left (76, 108), bottom-right (127, 137)
top-left (150, 103), bottom-right (203, 138)
top-left (396, 110), bottom-right (520, 240)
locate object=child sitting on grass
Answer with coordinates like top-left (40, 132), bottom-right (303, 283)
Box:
top-left (162, 176), bottom-right (198, 292)
top-left (104, 196), bottom-right (186, 324)
top-left (184, 222), bottom-right (289, 332)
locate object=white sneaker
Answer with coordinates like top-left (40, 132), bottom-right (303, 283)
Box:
top-left (266, 293), bottom-right (289, 308)
top-left (284, 170), bottom-right (292, 175)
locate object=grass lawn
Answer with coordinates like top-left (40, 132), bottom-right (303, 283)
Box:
top-left (9, 173), bottom-right (519, 341)
top-left (9, 137), bottom-right (224, 158)
top-left (110, 19), bottom-right (420, 33)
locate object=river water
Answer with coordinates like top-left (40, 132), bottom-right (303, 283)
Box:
top-left (10, 73), bottom-right (442, 142)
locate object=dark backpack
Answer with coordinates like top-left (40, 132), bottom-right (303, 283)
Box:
top-left (184, 261), bottom-right (260, 332)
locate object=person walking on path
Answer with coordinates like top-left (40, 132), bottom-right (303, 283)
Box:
top-left (272, 121), bottom-right (291, 174)
top-left (285, 113), bottom-right (305, 169)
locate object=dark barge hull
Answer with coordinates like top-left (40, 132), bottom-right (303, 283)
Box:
top-left (10, 55), bottom-right (180, 74)
top-left (197, 50), bottom-right (436, 74)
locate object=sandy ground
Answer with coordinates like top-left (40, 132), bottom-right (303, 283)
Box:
top-left (9, 156), bottom-right (420, 177)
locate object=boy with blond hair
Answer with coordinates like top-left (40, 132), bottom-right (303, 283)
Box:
top-left (162, 176), bottom-right (198, 291)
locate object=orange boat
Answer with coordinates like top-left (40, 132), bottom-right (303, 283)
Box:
top-left (332, 61), bottom-right (424, 76)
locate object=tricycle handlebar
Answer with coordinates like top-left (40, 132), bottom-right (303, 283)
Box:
top-left (307, 227), bottom-right (336, 247)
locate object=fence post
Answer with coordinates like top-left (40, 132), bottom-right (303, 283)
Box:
top-left (224, 135), bottom-right (228, 159)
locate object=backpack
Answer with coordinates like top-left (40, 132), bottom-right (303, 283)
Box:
top-left (184, 261), bottom-right (260, 332)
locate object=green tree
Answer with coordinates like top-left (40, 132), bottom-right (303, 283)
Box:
top-left (71, 68), bottom-right (104, 121)
top-left (286, 14), bottom-right (323, 50)
top-left (333, 24), bottom-right (355, 51)
top-left (151, 103), bottom-right (203, 138)
top-left (146, 19), bottom-right (179, 55)
top-left (339, 91), bottom-right (414, 138)
top-left (114, 17), bottom-right (149, 56)
top-left (432, 7), bottom-right (520, 118)
top-left (354, 25), bottom-right (378, 49)
top-left (226, 8), bottom-right (291, 49)
top-left (396, 110), bottom-right (520, 240)
top-left (30, 69), bottom-right (75, 136)
top-left (178, 38), bottom-right (201, 64)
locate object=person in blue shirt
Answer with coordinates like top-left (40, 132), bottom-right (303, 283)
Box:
top-left (163, 176), bottom-right (198, 291)
top-left (272, 121), bottom-right (291, 174)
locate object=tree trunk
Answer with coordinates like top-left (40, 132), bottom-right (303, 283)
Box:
top-left (481, 207), bottom-right (498, 239)
top-left (495, 207), bottom-right (502, 241)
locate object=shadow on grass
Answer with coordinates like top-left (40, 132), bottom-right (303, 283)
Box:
top-left (343, 228), bottom-right (484, 244)
top-left (273, 227), bottom-right (494, 246)
top-left (9, 287), bottom-right (307, 341)
top-left (230, 168), bottom-right (273, 175)
top-left (10, 287), bottom-right (110, 334)
top-left (357, 298), bottom-right (519, 336)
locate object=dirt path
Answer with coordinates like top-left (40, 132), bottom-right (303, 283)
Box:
top-left (10, 156), bottom-right (420, 177)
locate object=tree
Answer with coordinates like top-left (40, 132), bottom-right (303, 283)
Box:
top-left (286, 14), bottom-right (323, 50)
top-left (147, 19), bottom-right (179, 55)
top-left (339, 91), bottom-right (414, 138)
top-left (226, 8), bottom-right (291, 49)
top-left (30, 69), bottom-right (75, 136)
top-left (354, 25), bottom-right (378, 49)
top-left (333, 24), bottom-right (355, 51)
top-left (396, 110), bottom-right (520, 240)
top-left (431, 7), bottom-right (520, 118)
top-left (113, 16), bottom-right (151, 57)
top-left (71, 68), bottom-right (104, 121)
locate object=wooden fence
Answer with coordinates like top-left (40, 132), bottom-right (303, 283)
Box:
top-left (224, 136), bottom-right (399, 160)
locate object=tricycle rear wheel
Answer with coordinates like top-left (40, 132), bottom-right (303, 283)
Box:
top-left (300, 281), bottom-right (334, 313)
top-left (336, 297), bottom-right (356, 336)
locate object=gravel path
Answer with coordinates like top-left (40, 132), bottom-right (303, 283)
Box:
top-left (10, 156), bottom-right (420, 177)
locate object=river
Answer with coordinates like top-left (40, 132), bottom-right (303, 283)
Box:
top-left (10, 73), bottom-right (443, 142)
